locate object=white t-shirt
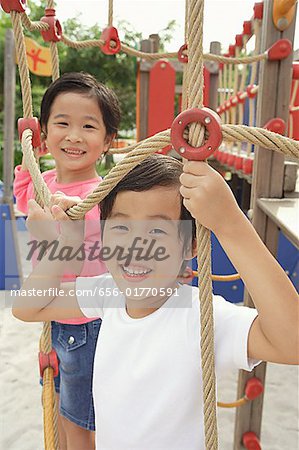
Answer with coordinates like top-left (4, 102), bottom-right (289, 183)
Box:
top-left (77, 274), bottom-right (259, 450)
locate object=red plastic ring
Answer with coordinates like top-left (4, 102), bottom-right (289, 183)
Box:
top-left (178, 44), bottom-right (188, 63)
top-left (0, 0), bottom-right (26, 13)
top-left (40, 8), bottom-right (62, 42)
top-left (18, 117), bottom-right (41, 148)
top-left (100, 26), bottom-right (121, 55)
top-left (39, 349), bottom-right (59, 378)
top-left (171, 107), bottom-right (222, 161)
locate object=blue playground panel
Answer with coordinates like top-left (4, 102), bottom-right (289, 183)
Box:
top-left (192, 231), bottom-right (298, 303)
top-left (0, 203), bottom-right (22, 290)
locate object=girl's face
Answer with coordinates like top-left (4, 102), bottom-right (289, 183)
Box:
top-left (44, 92), bottom-right (112, 183)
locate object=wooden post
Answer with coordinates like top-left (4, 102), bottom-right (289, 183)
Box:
top-left (233, 1), bottom-right (297, 449)
top-left (2, 28), bottom-right (16, 205)
top-left (136, 38), bottom-right (154, 141)
top-left (208, 41), bottom-right (221, 111)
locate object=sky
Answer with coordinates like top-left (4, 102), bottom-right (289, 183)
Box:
top-left (53, 0), bottom-right (299, 53)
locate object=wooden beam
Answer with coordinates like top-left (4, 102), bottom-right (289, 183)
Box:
top-left (233, 1), bottom-right (297, 449)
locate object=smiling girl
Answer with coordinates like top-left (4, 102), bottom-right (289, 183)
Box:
top-left (13, 72), bottom-right (120, 450)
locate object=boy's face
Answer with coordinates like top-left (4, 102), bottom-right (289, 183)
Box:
top-left (102, 186), bottom-right (192, 306)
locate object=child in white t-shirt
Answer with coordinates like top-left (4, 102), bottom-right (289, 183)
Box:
top-left (13, 154), bottom-right (299, 449)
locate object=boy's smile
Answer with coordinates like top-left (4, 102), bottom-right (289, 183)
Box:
top-left (102, 186), bottom-right (192, 316)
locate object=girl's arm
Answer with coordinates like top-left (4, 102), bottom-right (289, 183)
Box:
top-left (180, 161), bottom-right (299, 365)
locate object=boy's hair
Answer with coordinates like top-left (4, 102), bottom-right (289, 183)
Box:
top-left (101, 154), bottom-right (196, 253)
top-left (40, 72), bottom-right (121, 137)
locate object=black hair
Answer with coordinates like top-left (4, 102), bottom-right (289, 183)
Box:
top-left (40, 72), bottom-right (121, 137)
top-left (100, 154), bottom-right (196, 253)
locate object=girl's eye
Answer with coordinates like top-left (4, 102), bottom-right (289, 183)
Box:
top-left (55, 122), bottom-right (68, 126)
top-left (84, 124), bottom-right (96, 129)
top-left (150, 228), bottom-right (167, 235)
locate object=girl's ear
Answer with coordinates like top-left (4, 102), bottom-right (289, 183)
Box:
top-left (103, 133), bottom-right (116, 154)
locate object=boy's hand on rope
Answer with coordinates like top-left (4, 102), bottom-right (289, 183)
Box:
top-left (180, 162), bottom-right (242, 235)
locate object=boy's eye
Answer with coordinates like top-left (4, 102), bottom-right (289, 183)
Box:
top-left (84, 124), bottom-right (96, 129)
top-left (111, 225), bottom-right (129, 232)
top-left (149, 228), bottom-right (167, 235)
top-left (55, 122), bottom-right (68, 126)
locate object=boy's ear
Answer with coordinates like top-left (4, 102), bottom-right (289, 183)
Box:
top-left (184, 239), bottom-right (197, 260)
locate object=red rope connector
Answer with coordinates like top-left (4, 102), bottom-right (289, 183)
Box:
top-left (263, 118), bottom-right (286, 135)
top-left (39, 349), bottom-right (59, 378)
top-left (18, 117), bottom-right (41, 148)
top-left (178, 43), bottom-right (188, 63)
top-left (253, 2), bottom-right (264, 20)
top-left (229, 44), bottom-right (236, 57)
top-left (242, 431), bottom-right (261, 450)
top-left (40, 8), bottom-right (62, 42)
top-left (267, 39), bottom-right (292, 60)
top-left (245, 377), bottom-right (264, 400)
top-left (100, 26), bottom-right (121, 55)
top-left (156, 145), bottom-right (172, 155)
top-left (171, 107), bottom-right (222, 161)
top-left (235, 34), bottom-right (243, 49)
top-left (0, 0), bottom-right (26, 13)
top-left (237, 91), bottom-right (246, 104)
top-left (243, 20), bottom-right (253, 36)
top-left (246, 84), bottom-right (257, 99)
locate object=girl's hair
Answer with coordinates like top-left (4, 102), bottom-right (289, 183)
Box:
top-left (100, 154), bottom-right (196, 250)
top-left (40, 72), bottom-right (121, 137)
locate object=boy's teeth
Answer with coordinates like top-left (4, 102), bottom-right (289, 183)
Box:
top-left (123, 266), bottom-right (151, 275)
top-left (64, 148), bottom-right (85, 155)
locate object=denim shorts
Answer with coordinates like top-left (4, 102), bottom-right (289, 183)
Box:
top-left (41, 319), bottom-right (101, 431)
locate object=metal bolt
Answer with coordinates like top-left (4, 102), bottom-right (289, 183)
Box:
top-left (207, 146), bottom-right (212, 151)
top-left (204, 116), bottom-right (211, 125)
top-left (179, 147), bottom-right (186, 154)
top-left (178, 120), bottom-right (182, 125)
top-left (232, 285), bottom-right (238, 291)
top-left (160, 62), bottom-right (166, 69)
top-left (68, 336), bottom-right (75, 345)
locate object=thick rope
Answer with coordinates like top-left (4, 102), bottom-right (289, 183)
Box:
top-left (10, 11), bottom-right (33, 118)
top-left (108, 0), bottom-right (113, 27)
top-left (187, 0), bottom-right (218, 448)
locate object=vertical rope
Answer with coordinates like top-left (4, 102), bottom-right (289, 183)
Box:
top-left (10, 11), bottom-right (33, 118)
top-left (187, 0), bottom-right (218, 448)
top-left (108, 0), bottom-right (113, 26)
top-left (181, 0), bottom-right (189, 111)
top-left (50, 41), bottom-right (60, 81)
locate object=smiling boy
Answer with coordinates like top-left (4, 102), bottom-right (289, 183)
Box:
top-left (13, 154), bottom-right (299, 449)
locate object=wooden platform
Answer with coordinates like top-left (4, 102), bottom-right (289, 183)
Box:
top-left (257, 198), bottom-right (299, 249)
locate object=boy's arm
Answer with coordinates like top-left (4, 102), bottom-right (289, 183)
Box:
top-left (12, 201), bottom-right (85, 322)
top-left (180, 162), bottom-right (299, 365)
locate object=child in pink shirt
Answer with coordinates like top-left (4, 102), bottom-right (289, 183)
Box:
top-left (13, 72), bottom-right (120, 450)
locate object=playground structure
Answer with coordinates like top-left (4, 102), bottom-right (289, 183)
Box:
top-left (0, 0), bottom-right (298, 449)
